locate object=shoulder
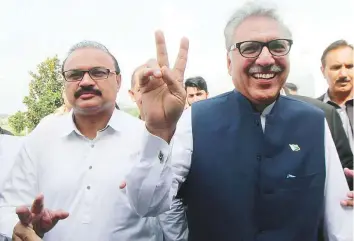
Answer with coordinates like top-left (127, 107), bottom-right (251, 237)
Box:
top-left (280, 96), bottom-right (326, 120)
top-left (288, 95), bottom-right (334, 112)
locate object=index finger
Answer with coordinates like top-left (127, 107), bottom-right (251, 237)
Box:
top-left (173, 37), bottom-right (189, 82)
top-left (155, 30), bottom-right (170, 68)
top-left (31, 194), bottom-right (44, 215)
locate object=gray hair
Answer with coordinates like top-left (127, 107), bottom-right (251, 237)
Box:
top-left (224, 1), bottom-right (292, 50)
top-left (61, 40), bottom-right (120, 73)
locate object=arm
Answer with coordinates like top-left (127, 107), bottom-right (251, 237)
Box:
top-left (125, 108), bottom-right (193, 217)
top-left (156, 198), bottom-right (188, 241)
top-left (0, 142), bottom-right (38, 238)
top-left (323, 119), bottom-right (353, 241)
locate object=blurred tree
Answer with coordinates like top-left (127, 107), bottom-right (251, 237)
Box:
top-left (8, 111), bottom-right (26, 135)
top-left (8, 56), bottom-right (64, 133)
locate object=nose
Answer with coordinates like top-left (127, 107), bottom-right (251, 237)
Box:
top-left (339, 66), bottom-right (348, 78)
top-left (255, 46), bottom-right (275, 66)
top-left (79, 72), bottom-right (95, 87)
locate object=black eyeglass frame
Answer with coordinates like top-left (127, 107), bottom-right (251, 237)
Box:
top-left (228, 39), bottom-right (293, 58)
top-left (62, 67), bottom-right (120, 82)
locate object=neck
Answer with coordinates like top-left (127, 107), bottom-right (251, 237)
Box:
top-left (74, 107), bottom-right (114, 139)
top-left (328, 89), bottom-right (353, 105)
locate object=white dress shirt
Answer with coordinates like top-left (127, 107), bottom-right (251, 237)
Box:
top-left (0, 109), bottom-right (187, 241)
top-left (0, 135), bottom-right (24, 193)
top-left (126, 104), bottom-right (353, 241)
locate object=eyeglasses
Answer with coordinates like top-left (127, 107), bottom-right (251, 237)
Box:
top-left (229, 39), bottom-right (293, 58)
top-left (62, 67), bottom-right (119, 82)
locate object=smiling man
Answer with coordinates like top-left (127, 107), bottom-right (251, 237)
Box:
top-left (125, 2), bottom-right (353, 241)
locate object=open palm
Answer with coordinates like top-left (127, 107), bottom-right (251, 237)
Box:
top-left (139, 31), bottom-right (189, 141)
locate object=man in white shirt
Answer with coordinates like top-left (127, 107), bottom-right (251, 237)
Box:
top-left (124, 2), bottom-right (353, 241)
top-left (0, 41), bottom-right (187, 241)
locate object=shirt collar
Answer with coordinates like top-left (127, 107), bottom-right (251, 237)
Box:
top-left (60, 108), bottom-right (123, 137)
top-left (323, 90), bottom-right (353, 107)
top-left (262, 101), bottom-right (276, 117)
top-left (323, 91), bottom-right (331, 104)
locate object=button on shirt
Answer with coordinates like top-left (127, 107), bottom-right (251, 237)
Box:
top-left (0, 109), bottom-right (187, 241)
top-left (125, 104), bottom-right (353, 241)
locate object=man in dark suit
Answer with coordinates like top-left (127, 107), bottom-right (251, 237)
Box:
top-left (284, 87), bottom-right (353, 189)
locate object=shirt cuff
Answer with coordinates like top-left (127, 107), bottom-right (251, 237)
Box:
top-left (141, 126), bottom-right (173, 164)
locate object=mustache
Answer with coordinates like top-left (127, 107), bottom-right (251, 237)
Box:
top-left (248, 65), bottom-right (283, 74)
top-left (336, 77), bottom-right (351, 82)
top-left (74, 86), bottom-right (102, 99)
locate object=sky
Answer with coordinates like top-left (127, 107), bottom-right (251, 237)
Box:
top-left (0, 0), bottom-right (353, 114)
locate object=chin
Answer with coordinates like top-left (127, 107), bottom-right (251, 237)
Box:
top-left (250, 88), bottom-right (279, 104)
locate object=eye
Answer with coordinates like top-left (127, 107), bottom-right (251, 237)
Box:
top-left (90, 68), bottom-right (109, 78)
top-left (65, 70), bottom-right (83, 80)
top-left (240, 42), bottom-right (261, 54)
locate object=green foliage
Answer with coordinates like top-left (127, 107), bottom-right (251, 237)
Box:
top-left (8, 111), bottom-right (26, 135)
top-left (124, 107), bottom-right (140, 118)
top-left (8, 56), bottom-right (64, 134)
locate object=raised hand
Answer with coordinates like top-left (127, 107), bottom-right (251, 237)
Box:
top-left (16, 194), bottom-right (69, 238)
top-left (139, 30), bottom-right (189, 142)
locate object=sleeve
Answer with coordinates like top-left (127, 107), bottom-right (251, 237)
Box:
top-left (125, 108), bottom-right (193, 217)
top-left (156, 198), bottom-right (188, 241)
top-left (0, 141), bottom-right (39, 238)
top-left (323, 119), bottom-right (353, 241)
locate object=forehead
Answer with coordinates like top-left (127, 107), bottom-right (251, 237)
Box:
top-left (233, 15), bottom-right (287, 43)
top-left (187, 86), bottom-right (204, 94)
top-left (64, 48), bottom-right (115, 71)
top-left (325, 47), bottom-right (353, 65)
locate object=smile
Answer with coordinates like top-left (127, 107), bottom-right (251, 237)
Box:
top-left (251, 73), bottom-right (276, 79)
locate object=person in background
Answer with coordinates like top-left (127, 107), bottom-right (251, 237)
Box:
top-left (284, 82), bottom-right (298, 95)
top-left (184, 76), bottom-right (208, 108)
top-left (0, 127), bottom-right (13, 136)
top-left (128, 64), bottom-right (146, 120)
top-left (318, 40), bottom-right (353, 152)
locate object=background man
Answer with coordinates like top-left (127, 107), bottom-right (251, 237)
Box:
top-left (318, 40), bottom-right (353, 152)
top-left (184, 76), bottom-right (208, 107)
top-left (284, 82), bottom-right (298, 94)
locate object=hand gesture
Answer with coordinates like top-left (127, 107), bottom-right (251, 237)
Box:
top-left (16, 194), bottom-right (69, 238)
top-left (139, 30), bottom-right (189, 142)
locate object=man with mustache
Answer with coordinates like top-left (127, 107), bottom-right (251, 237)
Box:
top-left (124, 2), bottom-right (353, 241)
top-left (0, 40), bottom-right (187, 241)
top-left (318, 40), bottom-right (353, 152)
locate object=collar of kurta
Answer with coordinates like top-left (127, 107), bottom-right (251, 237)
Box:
top-left (60, 107), bottom-right (123, 137)
top-left (323, 90), bottom-right (353, 108)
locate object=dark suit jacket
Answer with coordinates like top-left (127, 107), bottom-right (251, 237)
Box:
top-left (318, 93), bottom-right (353, 130)
top-left (289, 94), bottom-right (353, 189)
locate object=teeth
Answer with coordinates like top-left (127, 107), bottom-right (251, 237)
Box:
top-left (252, 73), bottom-right (275, 79)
